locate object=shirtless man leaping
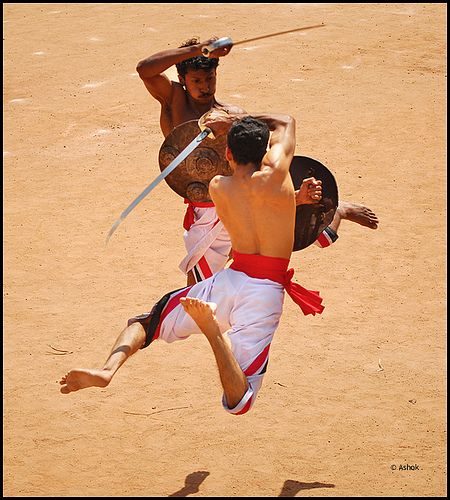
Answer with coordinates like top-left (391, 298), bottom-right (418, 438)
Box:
top-left (60, 110), bottom-right (324, 414)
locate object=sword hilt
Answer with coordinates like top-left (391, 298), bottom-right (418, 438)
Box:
top-left (202, 37), bottom-right (233, 56)
top-left (198, 112), bottom-right (215, 139)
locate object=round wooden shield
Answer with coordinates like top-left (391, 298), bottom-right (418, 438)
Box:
top-left (289, 156), bottom-right (339, 251)
top-left (158, 120), bottom-right (231, 202)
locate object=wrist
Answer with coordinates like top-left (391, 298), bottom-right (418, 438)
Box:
top-left (178, 43), bottom-right (203, 60)
top-left (194, 43), bottom-right (205, 57)
top-left (195, 41), bottom-right (209, 57)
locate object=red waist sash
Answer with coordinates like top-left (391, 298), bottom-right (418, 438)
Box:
top-left (183, 198), bottom-right (216, 230)
top-left (229, 251), bottom-right (324, 316)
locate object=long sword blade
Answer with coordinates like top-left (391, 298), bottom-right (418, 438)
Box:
top-left (106, 128), bottom-right (211, 244)
top-left (233, 23), bottom-right (325, 46)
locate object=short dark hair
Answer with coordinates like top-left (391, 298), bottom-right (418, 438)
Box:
top-left (227, 117), bottom-right (270, 166)
top-left (176, 37), bottom-right (219, 77)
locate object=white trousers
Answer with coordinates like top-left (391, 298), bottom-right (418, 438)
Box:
top-left (158, 268), bottom-right (285, 415)
top-left (178, 206), bottom-right (232, 281)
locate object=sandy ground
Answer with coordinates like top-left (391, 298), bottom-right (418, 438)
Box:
top-left (3, 3), bottom-right (447, 497)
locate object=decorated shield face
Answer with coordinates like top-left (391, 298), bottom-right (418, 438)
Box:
top-left (158, 120), bottom-right (339, 250)
top-left (159, 120), bottom-right (230, 202)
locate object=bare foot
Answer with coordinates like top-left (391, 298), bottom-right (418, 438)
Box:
top-left (338, 201), bottom-right (379, 229)
top-left (179, 297), bottom-right (219, 333)
top-left (59, 368), bottom-right (112, 394)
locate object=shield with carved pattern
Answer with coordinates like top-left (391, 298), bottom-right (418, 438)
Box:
top-left (158, 120), bottom-right (230, 202)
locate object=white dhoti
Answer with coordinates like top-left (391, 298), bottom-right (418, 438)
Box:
top-left (130, 267), bottom-right (285, 415)
top-left (178, 203), bottom-right (231, 282)
top-left (128, 251), bottom-right (324, 415)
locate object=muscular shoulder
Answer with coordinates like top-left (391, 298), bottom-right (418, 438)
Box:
top-left (209, 175), bottom-right (228, 198)
top-left (209, 174), bottom-right (223, 191)
top-left (169, 82), bottom-right (192, 112)
top-left (140, 73), bottom-right (182, 107)
top-left (215, 101), bottom-right (247, 114)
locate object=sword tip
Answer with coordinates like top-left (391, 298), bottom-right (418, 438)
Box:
top-left (105, 219), bottom-right (121, 245)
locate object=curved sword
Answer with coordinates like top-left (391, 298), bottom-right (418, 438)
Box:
top-left (106, 127), bottom-right (212, 245)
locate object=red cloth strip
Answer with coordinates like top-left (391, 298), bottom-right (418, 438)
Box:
top-left (244, 343), bottom-right (271, 376)
top-left (183, 198), bottom-right (216, 230)
top-left (229, 251), bottom-right (324, 316)
top-left (234, 396), bottom-right (253, 415)
top-left (197, 256), bottom-right (213, 280)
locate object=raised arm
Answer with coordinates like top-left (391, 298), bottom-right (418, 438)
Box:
top-left (202, 110), bottom-right (296, 172)
top-left (257, 113), bottom-right (296, 173)
top-left (136, 45), bottom-right (199, 104)
top-left (136, 37), bottom-right (231, 104)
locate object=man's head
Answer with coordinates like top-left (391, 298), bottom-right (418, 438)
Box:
top-left (176, 37), bottom-right (219, 102)
top-left (226, 117), bottom-right (270, 167)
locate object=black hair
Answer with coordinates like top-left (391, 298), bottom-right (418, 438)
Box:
top-left (175, 37), bottom-right (219, 77)
top-left (227, 117), bottom-right (270, 166)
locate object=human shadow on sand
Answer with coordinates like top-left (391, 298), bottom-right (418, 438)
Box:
top-left (167, 472), bottom-right (334, 497)
top-left (278, 479), bottom-right (335, 496)
top-left (168, 470), bottom-right (210, 497)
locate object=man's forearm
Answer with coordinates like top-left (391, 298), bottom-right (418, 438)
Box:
top-left (256, 113), bottom-right (296, 158)
top-left (250, 113), bottom-right (293, 132)
top-left (136, 44), bottom-right (203, 78)
top-left (208, 111), bottom-right (293, 139)
top-left (206, 334), bottom-right (249, 409)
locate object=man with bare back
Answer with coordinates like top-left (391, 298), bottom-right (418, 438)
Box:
top-left (136, 36), bottom-right (379, 284)
top-left (60, 110), bottom-right (324, 415)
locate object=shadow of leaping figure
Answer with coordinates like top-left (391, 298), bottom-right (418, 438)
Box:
top-left (168, 470), bottom-right (210, 497)
top-left (278, 479), bottom-right (335, 497)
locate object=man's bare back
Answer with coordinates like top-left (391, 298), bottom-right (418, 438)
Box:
top-left (205, 111), bottom-right (301, 260)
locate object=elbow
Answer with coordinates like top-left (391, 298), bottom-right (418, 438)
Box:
top-left (285, 114), bottom-right (296, 128)
top-left (287, 115), bottom-right (296, 151)
top-left (136, 59), bottom-right (145, 76)
top-left (136, 57), bottom-right (153, 77)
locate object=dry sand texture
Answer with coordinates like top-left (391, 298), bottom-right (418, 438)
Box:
top-left (3, 3), bottom-right (447, 497)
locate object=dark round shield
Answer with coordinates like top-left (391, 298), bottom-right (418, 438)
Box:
top-left (289, 156), bottom-right (339, 251)
top-left (158, 121), bottom-right (339, 251)
top-left (158, 120), bottom-right (231, 202)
